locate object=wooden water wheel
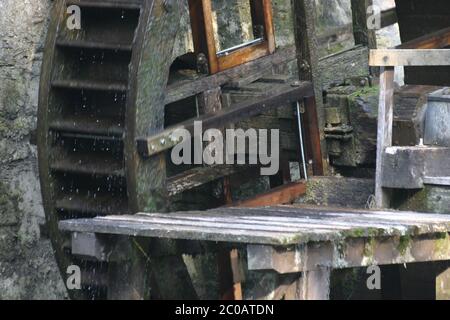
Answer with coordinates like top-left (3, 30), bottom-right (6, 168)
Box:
top-left (37, 0), bottom-right (189, 299)
top-left (38, 0), bottom-right (322, 299)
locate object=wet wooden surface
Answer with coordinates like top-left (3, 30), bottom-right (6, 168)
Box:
top-left (59, 205), bottom-right (450, 246)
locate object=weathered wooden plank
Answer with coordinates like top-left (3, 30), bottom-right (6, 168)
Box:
top-left (233, 182), bottom-right (306, 207)
top-left (375, 67), bottom-right (395, 208)
top-left (67, 0), bottom-right (142, 10)
top-left (381, 146), bottom-right (450, 189)
top-left (134, 212), bottom-right (382, 231)
top-left (59, 206), bottom-right (450, 246)
top-left (166, 44), bottom-right (372, 105)
top-left (292, 0), bottom-right (328, 175)
top-left (370, 49), bottom-right (450, 67)
top-left (247, 233), bottom-right (450, 273)
top-left (167, 165), bottom-right (257, 196)
top-left (60, 218), bottom-right (304, 245)
top-left (165, 46), bottom-right (297, 104)
top-left (137, 81), bottom-right (313, 157)
top-left (141, 208), bottom-right (450, 233)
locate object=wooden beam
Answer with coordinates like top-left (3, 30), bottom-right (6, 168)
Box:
top-left (370, 49), bottom-right (450, 66)
top-left (380, 7), bottom-right (398, 29)
top-left (167, 165), bottom-right (259, 196)
top-left (166, 44), bottom-right (372, 105)
top-left (375, 66), bottom-right (395, 208)
top-left (138, 82), bottom-right (313, 157)
top-left (233, 181), bottom-right (306, 208)
top-left (302, 96), bottom-right (324, 175)
top-left (165, 46), bottom-right (297, 104)
top-left (292, 0), bottom-right (328, 174)
top-left (397, 27), bottom-right (450, 49)
top-left (381, 146), bottom-right (450, 189)
top-left (247, 234), bottom-right (450, 274)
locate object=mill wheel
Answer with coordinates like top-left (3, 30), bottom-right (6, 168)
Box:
top-left (38, 0), bottom-right (188, 299)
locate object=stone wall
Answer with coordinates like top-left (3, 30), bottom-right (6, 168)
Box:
top-left (0, 0), bottom-right (67, 299)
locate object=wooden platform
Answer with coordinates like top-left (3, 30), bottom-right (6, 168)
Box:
top-left (59, 205), bottom-right (450, 246)
top-left (59, 205), bottom-right (450, 300)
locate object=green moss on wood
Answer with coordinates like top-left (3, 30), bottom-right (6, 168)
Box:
top-left (397, 235), bottom-right (412, 257)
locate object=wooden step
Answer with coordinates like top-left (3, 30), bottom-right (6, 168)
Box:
top-left (49, 116), bottom-right (124, 137)
top-left (56, 39), bottom-right (133, 52)
top-left (50, 156), bottom-right (125, 177)
top-left (423, 176), bottom-right (450, 186)
top-left (52, 79), bottom-right (127, 92)
top-left (66, 0), bottom-right (142, 10)
top-left (56, 194), bottom-right (128, 215)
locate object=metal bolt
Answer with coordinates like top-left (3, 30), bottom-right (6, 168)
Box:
top-left (170, 135), bottom-right (182, 143)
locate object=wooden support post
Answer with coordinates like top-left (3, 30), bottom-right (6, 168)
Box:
top-left (302, 96), bottom-right (324, 176)
top-left (107, 237), bottom-right (151, 300)
top-left (218, 247), bottom-right (244, 300)
top-left (375, 66), bottom-right (395, 208)
top-left (298, 268), bottom-right (331, 300)
top-left (292, 0), bottom-right (328, 175)
top-left (197, 87), bottom-right (243, 300)
top-left (436, 262), bottom-right (450, 300)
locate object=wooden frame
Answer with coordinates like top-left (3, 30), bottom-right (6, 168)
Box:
top-left (188, 0), bottom-right (276, 74)
top-left (370, 48), bottom-right (450, 208)
top-left (370, 49), bottom-right (450, 66)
